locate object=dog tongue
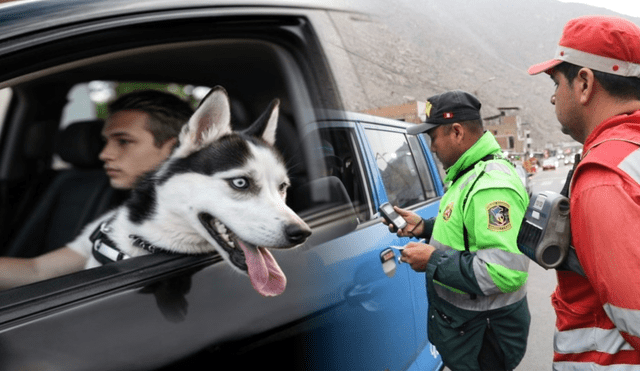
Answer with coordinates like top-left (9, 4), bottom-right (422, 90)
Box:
top-left (237, 241), bottom-right (286, 296)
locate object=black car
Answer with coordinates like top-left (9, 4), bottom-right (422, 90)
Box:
top-left (0, 1), bottom-right (445, 370)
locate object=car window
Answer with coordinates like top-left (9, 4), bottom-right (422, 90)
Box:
top-left (420, 132), bottom-right (447, 182)
top-left (318, 127), bottom-right (371, 222)
top-left (364, 128), bottom-right (426, 208)
top-left (0, 87), bottom-right (12, 141)
top-left (407, 134), bottom-right (437, 200)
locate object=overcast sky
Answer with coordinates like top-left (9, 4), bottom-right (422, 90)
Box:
top-left (559, 0), bottom-right (640, 18)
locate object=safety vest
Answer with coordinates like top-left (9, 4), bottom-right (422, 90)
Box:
top-left (553, 114), bottom-right (640, 369)
top-left (426, 131), bottom-right (530, 370)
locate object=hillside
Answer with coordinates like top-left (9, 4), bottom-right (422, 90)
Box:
top-left (335, 0), bottom-right (640, 149)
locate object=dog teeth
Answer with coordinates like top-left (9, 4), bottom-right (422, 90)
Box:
top-left (211, 218), bottom-right (235, 248)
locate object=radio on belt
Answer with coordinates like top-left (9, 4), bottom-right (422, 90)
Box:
top-left (517, 191), bottom-right (571, 270)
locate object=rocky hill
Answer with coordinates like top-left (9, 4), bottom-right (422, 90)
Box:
top-left (336, 0), bottom-right (640, 149)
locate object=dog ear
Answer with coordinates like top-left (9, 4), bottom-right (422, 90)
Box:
top-left (172, 86), bottom-right (232, 158)
top-left (242, 99), bottom-right (279, 146)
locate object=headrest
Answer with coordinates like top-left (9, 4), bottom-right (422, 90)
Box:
top-left (55, 119), bottom-right (105, 169)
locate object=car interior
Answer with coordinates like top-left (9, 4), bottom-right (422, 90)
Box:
top-left (0, 16), bottom-right (356, 293)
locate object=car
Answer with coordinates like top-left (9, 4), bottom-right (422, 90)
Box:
top-left (542, 157), bottom-right (559, 170)
top-left (0, 1), bottom-right (445, 370)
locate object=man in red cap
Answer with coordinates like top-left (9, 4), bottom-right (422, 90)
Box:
top-left (529, 15), bottom-right (640, 368)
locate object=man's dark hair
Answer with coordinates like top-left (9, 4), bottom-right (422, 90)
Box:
top-left (555, 62), bottom-right (640, 101)
top-left (108, 90), bottom-right (194, 147)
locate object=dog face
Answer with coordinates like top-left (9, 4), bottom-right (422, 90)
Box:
top-left (151, 87), bottom-right (311, 296)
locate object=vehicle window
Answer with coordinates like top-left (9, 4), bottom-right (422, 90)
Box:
top-left (0, 88), bottom-right (12, 140)
top-left (319, 127), bottom-right (371, 222)
top-left (364, 128), bottom-right (426, 208)
top-left (407, 135), bottom-right (437, 199)
top-left (420, 133), bottom-right (447, 183)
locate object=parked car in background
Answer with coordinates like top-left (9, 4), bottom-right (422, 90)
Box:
top-left (542, 157), bottom-right (559, 170)
top-left (0, 1), bottom-right (444, 370)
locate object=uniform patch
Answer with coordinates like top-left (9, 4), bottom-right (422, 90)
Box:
top-left (442, 202), bottom-right (454, 221)
top-left (486, 201), bottom-right (512, 231)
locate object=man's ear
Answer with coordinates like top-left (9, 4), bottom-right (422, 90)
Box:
top-left (451, 122), bottom-right (465, 142)
top-left (576, 68), bottom-right (596, 105)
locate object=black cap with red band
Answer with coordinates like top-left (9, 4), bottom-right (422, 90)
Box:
top-left (407, 90), bottom-right (482, 135)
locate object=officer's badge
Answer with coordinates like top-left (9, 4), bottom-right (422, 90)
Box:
top-left (486, 201), bottom-right (512, 231)
top-left (442, 202), bottom-right (454, 221)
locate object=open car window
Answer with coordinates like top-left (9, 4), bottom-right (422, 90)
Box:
top-left (0, 8), bottom-right (351, 311)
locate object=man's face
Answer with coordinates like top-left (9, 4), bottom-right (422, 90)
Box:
top-left (99, 110), bottom-right (175, 189)
top-left (550, 69), bottom-right (583, 142)
top-left (427, 124), bottom-right (458, 169)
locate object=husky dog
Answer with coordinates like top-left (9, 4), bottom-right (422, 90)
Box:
top-left (76, 86), bottom-right (311, 297)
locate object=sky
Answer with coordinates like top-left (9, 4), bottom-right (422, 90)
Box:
top-left (559, 0), bottom-right (640, 18)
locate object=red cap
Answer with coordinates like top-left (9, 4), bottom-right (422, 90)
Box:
top-left (528, 15), bottom-right (640, 77)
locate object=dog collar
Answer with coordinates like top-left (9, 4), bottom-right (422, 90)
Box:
top-left (90, 220), bottom-right (130, 265)
top-left (89, 219), bottom-right (176, 264)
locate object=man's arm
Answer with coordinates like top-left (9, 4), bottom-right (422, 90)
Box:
top-left (0, 247), bottom-right (86, 290)
top-left (409, 187), bottom-right (528, 297)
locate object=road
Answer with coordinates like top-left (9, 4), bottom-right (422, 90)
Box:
top-left (516, 163), bottom-right (571, 370)
top-left (444, 163), bottom-right (571, 371)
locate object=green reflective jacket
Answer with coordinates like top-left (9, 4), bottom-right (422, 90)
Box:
top-left (425, 132), bottom-right (530, 371)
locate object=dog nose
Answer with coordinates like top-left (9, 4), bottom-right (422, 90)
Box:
top-left (285, 223), bottom-right (312, 244)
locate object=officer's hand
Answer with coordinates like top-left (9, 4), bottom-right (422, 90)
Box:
top-left (392, 206), bottom-right (424, 238)
top-left (400, 241), bottom-right (435, 272)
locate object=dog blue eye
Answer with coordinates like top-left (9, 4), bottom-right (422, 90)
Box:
top-left (230, 177), bottom-right (249, 190)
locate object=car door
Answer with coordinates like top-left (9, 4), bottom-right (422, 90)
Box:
top-left (292, 117), bottom-right (443, 371)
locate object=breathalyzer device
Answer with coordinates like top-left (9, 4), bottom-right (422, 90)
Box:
top-left (517, 191), bottom-right (571, 270)
top-left (379, 202), bottom-right (407, 231)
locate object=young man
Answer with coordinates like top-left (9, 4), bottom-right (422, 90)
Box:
top-left (0, 90), bottom-right (193, 290)
top-left (528, 15), bottom-right (640, 368)
top-left (387, 90), bottom-right (530, 371)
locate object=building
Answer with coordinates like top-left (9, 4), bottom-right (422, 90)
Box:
top-left (362, 101), bottom-right (532, 158)
top-left (483, 107), bottom-right (531, 157)
top-left (362, 100), bottom-right (427, 124)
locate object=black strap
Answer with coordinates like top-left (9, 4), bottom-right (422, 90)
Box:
top-left (560, 153), bottom-right (581, 197)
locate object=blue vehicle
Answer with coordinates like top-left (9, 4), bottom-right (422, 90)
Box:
top-left (0, 1), bottom-right (444, 370)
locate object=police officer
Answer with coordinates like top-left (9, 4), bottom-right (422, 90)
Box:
top-left (386, 90), bottom-right (530, 371)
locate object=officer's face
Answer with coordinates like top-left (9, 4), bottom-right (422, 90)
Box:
top-left (427, 124), bottom-right (458, 169)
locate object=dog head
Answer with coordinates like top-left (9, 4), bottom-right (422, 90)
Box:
top-left (153, 86), bottom-right (311, 296)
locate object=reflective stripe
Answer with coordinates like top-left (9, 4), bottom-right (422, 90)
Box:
top-left (619, 147), bottom-right (640, 185)
top-left (433, 282), bottom-right (526, 311)
top-left (555, 327), bottom-right (634, 354)
top-left (475, 248), bottom-right (529, 272)
top-left (432, 240), bottom-right (529, 296)
top-left (603, 303), bottom-right (640, 338)
top-left (553, 362), bottom-right (640, 371)
top-left (485, 162), bottom-right (512, 175)
top-left (473, 249), bottom-right (529, 295)
top-left (458, 173), bottom-right (478, 190)
top-left (432, 233), bottom-right (528, 309)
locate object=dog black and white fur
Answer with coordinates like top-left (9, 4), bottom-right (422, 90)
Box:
top-left (68, 86), bottom-right (312, 297)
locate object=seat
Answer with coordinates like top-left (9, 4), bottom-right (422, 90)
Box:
top-left (5, 119), bottom-right (126, 258)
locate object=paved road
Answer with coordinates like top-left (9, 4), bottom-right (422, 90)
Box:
top-left (444, 164), bottom-right (570, 371)
top-left (516, 164), bottom-right (570, 370)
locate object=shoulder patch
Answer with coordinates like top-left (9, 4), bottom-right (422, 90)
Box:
top-left (442, 202), bottom-right (454, 222)
top-left (486, 201), bottom-right (512, 231)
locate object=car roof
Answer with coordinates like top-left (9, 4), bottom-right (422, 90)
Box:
top-left (0, 0), bottom-right (355, 42)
